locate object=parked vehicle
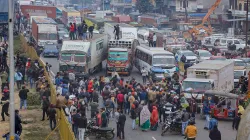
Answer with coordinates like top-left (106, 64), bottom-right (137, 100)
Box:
top-left (195, 49), bottom-right (212, 62)
top-left (42, 44), bottom-right (59, 57)
top-left (175, 50), bottom-right (197, 63)
top-left (59, 34), bottom-right (108, 74)
top-left (218, 38), bottom-right (246, 51)
top-left (31, 17), bottom-right (58, 48)
top-left (106, 39), bottom-right (138, 76)
top-left (85, 120), bottom-right (115, 139)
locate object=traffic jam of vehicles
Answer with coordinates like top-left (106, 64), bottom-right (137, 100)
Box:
top-left (17, 0), bottom-right (250, 139)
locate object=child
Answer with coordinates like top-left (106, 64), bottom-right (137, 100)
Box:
top-left (130, 104), bottom-right (137, 129)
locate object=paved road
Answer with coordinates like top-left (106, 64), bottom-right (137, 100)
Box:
top-left (40, 57), bottom-right (238, 140)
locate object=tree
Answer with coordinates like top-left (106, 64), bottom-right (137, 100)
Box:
top-left (136, 0), bottom-right (153, 14)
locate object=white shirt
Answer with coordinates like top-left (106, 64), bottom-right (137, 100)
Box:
top-left (141, 69), bottom-right (148, 76)
top-left (153, 35), bottom-right (157, 41)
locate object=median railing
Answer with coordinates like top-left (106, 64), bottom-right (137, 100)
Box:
top-left (20, 35), bottom-right (75, 140)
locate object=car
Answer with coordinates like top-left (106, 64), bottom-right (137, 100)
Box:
top-left (43, 44), bottom-right (59, 57)
top-left (210, 56), bottom-right (226, 60)
top-left (239, 58), bottom-right (250, 68)
top-left (233, 59), bottom-right (246, 68)
top-left (218, 38), bottom-right (246, 51)
top-left (175, 50), bottom-right (197, 63)
top-left (58, 30), bottom-right (69, 44)
top-left (194, 49), bottom-right (212, 62)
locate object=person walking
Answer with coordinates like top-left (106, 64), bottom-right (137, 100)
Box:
top-left (185, 121), bottom-right (197, 140)
top-left (130, 104), bottom-right (136, 130)
top-left (19, 86), bottom-right (29, 110)
top-left (203, 104), bottom-right (210, 130)
top-left (117, 91), bottom-right (124, 112)
top-left (1, 91), bottom-right (9, 121)
top-left (118, 110), bottom-right (126, 139)
top-left (182, 109), bottom-right (190, 136)
top-left (15, 70), bottom-right (23, 90)
top-left (115, 108), bottom-right (120, 137)
top-left (48, 105), bottom-right (57, 130)
top-left (153, 33), bottom-right (157, 47)
top-left (209, 125), bottom-right (221, 140)
top-left (150, 106), bottom-right (158, 131)
top-left (88, 24), bottom-right (94, 39)
top-left (101, 108), bottom-right (108, 127)
top-left (147, 34), bottom-right (153, 47)
top-left (141, 67), bottom-right (147, 85)
top-left (140, 105), bottom-right (151, 131)
top-left (82, 21), bottom-right (88, 40)
top-left (76, 112), bottom-right (87, 140)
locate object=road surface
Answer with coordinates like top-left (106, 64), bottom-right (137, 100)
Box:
top-left (40, 56), bottom-right (237, 140)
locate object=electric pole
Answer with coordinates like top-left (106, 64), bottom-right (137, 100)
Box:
top-left (8, 0), bottom-right (16, 139)
top-left (246, 0), bottom-right (249, 48)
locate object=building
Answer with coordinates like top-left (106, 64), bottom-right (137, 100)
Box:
top-left (0, 0), bottom-right (8, 25)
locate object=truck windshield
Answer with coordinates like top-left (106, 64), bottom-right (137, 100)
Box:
top-left (234, 71), bottom-right (244, 79)
top-left (234, 61), bottom-right (246, 67)
top-left (61, 53), bottom-right (71, 61)
top-left (49, 34), bottom-right (57, 40)
top-left (152, 55), bottom-right (175, 65)
top-left (108, 51), bottom-right (128, 61)
top-left (38, 33), bottom-right (47, 40)
top-left (74, 54), bottom-right (85, 62)
top-left (182, 81), bottom-right (212, 91)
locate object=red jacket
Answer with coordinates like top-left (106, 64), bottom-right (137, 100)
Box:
top-left (117, 93), bottom-right (124, 103)
top-left (70, 24), bottom-right (75, 32)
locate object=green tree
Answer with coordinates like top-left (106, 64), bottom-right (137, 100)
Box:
top-left (136, 0), bottom-right (153, 14)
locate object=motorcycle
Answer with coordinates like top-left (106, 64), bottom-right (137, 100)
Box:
top-left (161, 116), bottom-right (182, 136)
top-left (85, 120), bottom-right (115, 140)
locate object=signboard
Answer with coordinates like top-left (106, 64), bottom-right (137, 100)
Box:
top-left (121, 27), bottom-right (137, 39)
top-left (38, 24), bottom-right (57, 33)
top-left (21, 5), bottom-right (56, 18)
top-left (0, 13), bottom-right (8, 24)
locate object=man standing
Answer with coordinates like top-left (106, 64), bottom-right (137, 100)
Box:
top-left (232, 113), bottom-right (242, 130)
top-left (209, 116), bottom-right (218, 131)
top-left (115, 108), bottom-right (120, 137)
top-left (0, 70), bottom-right (8, 92)
top-left (90, 101), bottom-right (99, 118)
top-left (75, 113), bottom-right (87, 140)
top-left (1, 91), bottom-right (9, 121)
top-left (101, 108), bottom-right (108, 127)
top-left (88, 24), bottom-right (95, 39)
top-left (15, 70), bottom-right (23, 90)
top-left (69, 23), bottom-right (75, 40)
top-left (114, 24), bottom-right (120, 40)
top-left (48, 105), bottom-right (57, 130)
top-left (41, 96), bottom-right (50, 121)
top-left (185, 121), bottom-right (197, 140)
top-left (182, 109), bottom-right (190, 136)
top-left (141, 67), bottom-right (148, 85)
top-left (203, 104), bottom-right (210, 130)
top-left (19, 86), bottom-right (29, 110)
top-left (118, 110), bottom-right (126, 139)
top-left (15, 110), bottom-right (22, 135)
top-left (153, 33), bottom-right (157, 47)
top-left (82, 21), bottom-right (88, 41)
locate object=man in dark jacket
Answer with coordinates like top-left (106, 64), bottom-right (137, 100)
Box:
top-left (88, 24), bottom-right (95, 39)
top-left (1, 91), bottom-right (9, 121)
top-left (48, 105), bottom-right (57, 130)
top-left (209, 125), bottom-right (221, 140)
top-left (92, 89), bottom-right (99, 103)
top-left (19, 86), bottom-right (29, 110)
top-left (75, 113), bottom-right (87, 140)
top-left (232, 113), bottom-right (242, 130)
top-left (114, 24), bottom-right (120, 40)
top-left (72, 109), bottom-right (81, 137)
top-left (118, 111), bottom-right (126, 139)
top-left (90, 101), bottom-right (99, 118)
top-left (15, 110), bottom-right (22, 135)
top-left (41, 97), bottom-right (50, 121)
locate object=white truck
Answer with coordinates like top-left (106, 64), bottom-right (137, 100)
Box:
top-left (104, 23), bottom-right (137, 40)
top-left (59, 34), bottom-right (108, 74)
top-left (182, 60), bottom-right (234, 100)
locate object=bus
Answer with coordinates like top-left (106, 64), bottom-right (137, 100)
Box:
top-left (134, 45), bottom-right (176, 78)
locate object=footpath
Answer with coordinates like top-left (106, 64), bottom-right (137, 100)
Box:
top-left (0, 37), bottom-right (59, 140)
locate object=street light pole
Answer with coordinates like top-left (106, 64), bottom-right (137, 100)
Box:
top-left (246, 0), bottom-right (249, 48)
top-left (8, 0), bottom-right (15, 139)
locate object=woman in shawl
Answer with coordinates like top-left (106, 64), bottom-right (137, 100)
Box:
top-left (150, 106), bottom-right (159, 131)
top-left (140, 105), bottom-right (151, 131)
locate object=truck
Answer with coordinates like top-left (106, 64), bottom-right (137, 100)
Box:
top-left (20, 5), bottom-right (56, 19)
top-left (31, 17), bottom-right (58, 47)
top-left (59, 34), bottom-right (108, 74)
top-left (106, 39), bottom-right (139, 76)
top-left (62, 9), bottom-right (81, 26)
top-left (104, 23), bottom-right (137, 40)
top-left (182, 60), bottom-right (234, 100)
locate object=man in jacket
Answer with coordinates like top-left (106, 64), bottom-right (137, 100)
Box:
top-left (181, 109), bottom-right (190, 135)
top-left (41, 96), bottom-right (50, 121)
top-left (69, 23), bottom-right (75, 40)
top-left (88, 24), bottom-right (94, 39)
top-left (203, 104), bottom-right (210, 130)
top-left (82, 21), bottom-right (88, 40)
top-left (90, 101), bottom-right (99, 118)
top-left (75, 113), bottom-right (87, 140)
top-left (15, 110), bottom-right (22, 135)
top-left (48, 105), bottom-right (57, 130)
top-left (209, 116), bottom-right (218, 131)
top-left (72, 110), bottom-right (81, 137)
top-left (232, 113), bottom-right (242, 130)
top-left (185, 121), bottom-right (197, 140)
top-left (19, 86), bottom-right (29, 110)
top-left (15, 70), bottom-right (23, 90)
top-left (117, 92), bottom-right (124, 112)
top-left (0, 70), bottom-right (8, 92)
top-left (118, 111), bottom-right (126, 139)
top-left (114, 24), bottom-right (120, 40)
top-left (209, 125), bottom-right (221, 140)
top-left (1, 90), bottom-right (9, 121)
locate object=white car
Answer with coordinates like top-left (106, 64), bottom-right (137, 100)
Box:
top-left (219, 38), bottom-right (246, 51)
top-left (194, 49), bottom-right (212, 62)
top-left (175, 50), bottom-right (197, 63)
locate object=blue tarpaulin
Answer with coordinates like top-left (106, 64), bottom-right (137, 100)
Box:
top-left (188, 13), bottom-right (206, 17)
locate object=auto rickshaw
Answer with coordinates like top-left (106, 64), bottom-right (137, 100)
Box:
top-left (201, 90), bottom-right (239, 120)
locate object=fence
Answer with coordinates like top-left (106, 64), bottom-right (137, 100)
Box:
top-left (20, 35), bottom-right (75, 140)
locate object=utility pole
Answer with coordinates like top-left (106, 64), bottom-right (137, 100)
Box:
top-left (233, 0), bottom-right (236, 37)
top-left (8, 0), bottom-right (15, 139)
top-left (246, 0), bottom-right (249, 48)
top-left (184, 0), bottom-right (188, 22)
